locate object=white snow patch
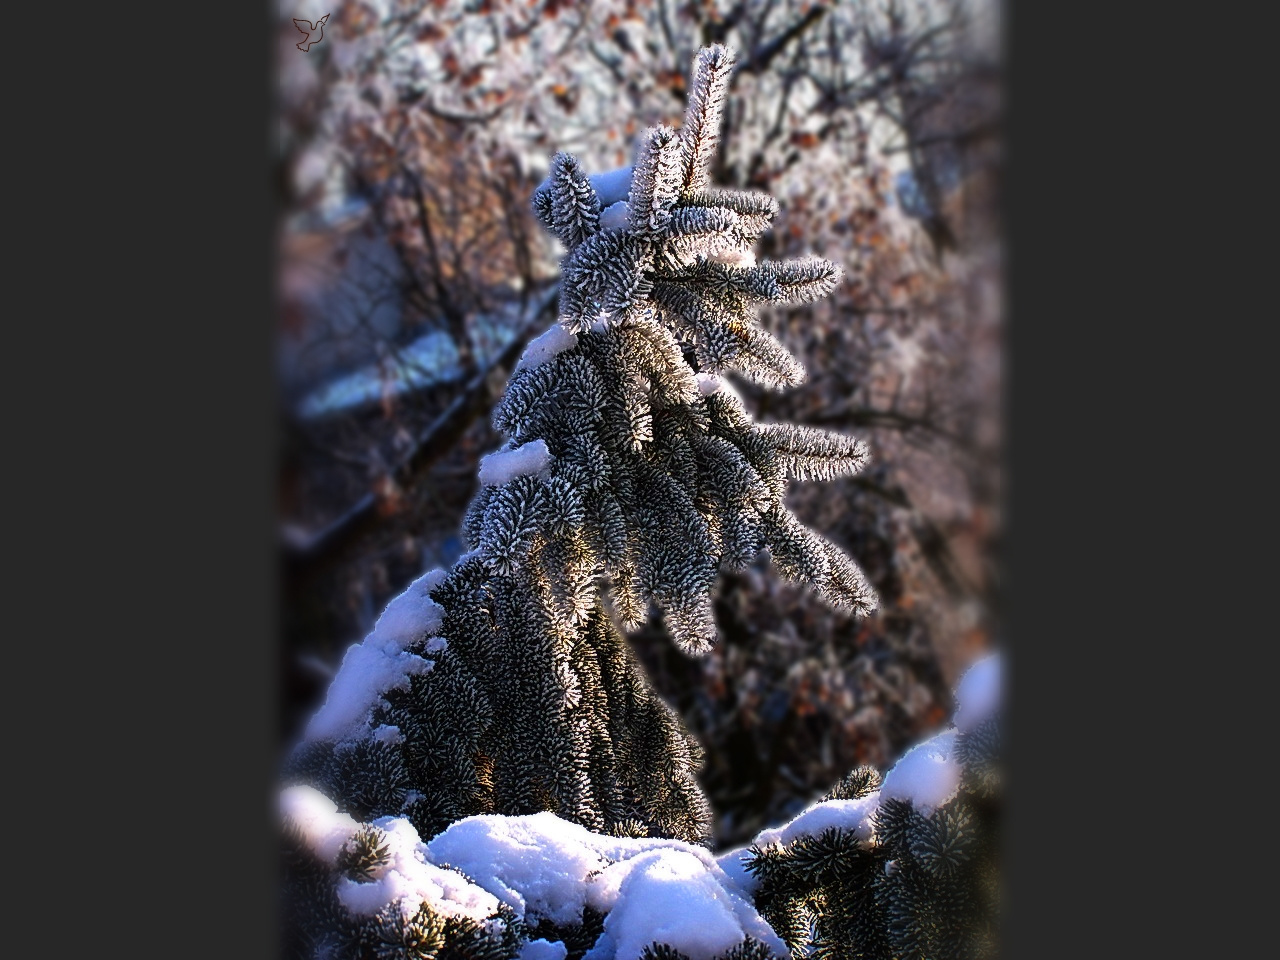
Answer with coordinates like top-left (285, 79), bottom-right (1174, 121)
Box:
top-left (599, 200), bottom-right (631, 232)
top-left (520, 940), bottom-right (569, 960)
top-left (424, 636), bottom-right (448, 654)
top-left (879, 731), bottom-right (960, 816)
top-left (372, 724), bottom-right (403, 746)
top-left (713, 846), bottom-right (756, 896)
top-left (695, 372), bottom-right (723, 396)
top-left (426, 812), bottom-right (787, 959)
top-left (589, 167), bottom-right (634, 207)
top-left (589, 849), bottom-right (762, 960)
top-left (953, 652), bottom-right (1001, 733)
top-left (371, 568), bottom-right (448, 646)
top-left (708, 247), bottom-right (756, 268)
top-left (515, 323), bottom-right (578, 374)
top-left (478, 439), bottom-right (552, 487)
top-left (535, 167), bottom-right (633, 210)
top-left (304, 568), bottom-right (447, 742)
top-left (726, 793), bottom-right (880, 896)
top-left (281, 784), bottom-right (361, 863)
top-left (754, 793), bottom-right (880, 851)
top-left (336, 814), bottom-right (504, 923)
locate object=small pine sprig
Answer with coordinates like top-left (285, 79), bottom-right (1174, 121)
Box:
top-left (678, 44), bottom-right (735, 196)
top-left (372, 901), bottom-right (447, 960)
top-left (822, 765), bottom-right (883, 802)
top-left (336, 825), bottom-right (392, 882)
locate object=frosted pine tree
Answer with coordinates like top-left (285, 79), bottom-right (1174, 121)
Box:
top-left (280, 44), bottom-right (941, 960)
top-left (285, 40), bottom-right (875, 845)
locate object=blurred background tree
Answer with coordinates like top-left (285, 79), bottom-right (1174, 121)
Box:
top-left (275, 0), bottom-right (1001, 848)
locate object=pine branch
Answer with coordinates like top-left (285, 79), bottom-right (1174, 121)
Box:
top-left (679, 44), bottom-right (736, 197)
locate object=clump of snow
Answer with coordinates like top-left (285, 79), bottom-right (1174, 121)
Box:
top-left (520, 940), bottom-right (569, 960)
top-left (337, 815), bottom-right (504, 924)
top-left (713, 846), bottom-right (755, 896)
top-left (370, 568), bottom-right (448, 646)
top-left (304, 569), bottom-right (447, 743)
top-left (722, 652), bottom-right (993, 890)
top-left (426, 812), bottom-right (786, 960)
top-left (515, 323), bottom-right (579, 374)
top-left (725, 793), bottom-right (881, 896)
top-left (535, 167), bottom-right (633, 211)
top-left (695, 372), bottom-right (723, 396)
top-left (588, 849), bottom-right (772, 960)
top-left (708, 247), bottom-right (756, 268)
top-left (599, 200), bottom-right (631, 232)
top-left (424, 636), bottom-right (448, 654)
top-left (478, 439), bottom-right (552, 487)
top-left (754, 793), bottom-right (880, 851)
top-left (589, 167), bottom-right (634, 207)
top-left (282, 784), bottom-right (362, 862)
top-left (372, 724), bottom-right (403, 746)
top-left (428, 812), bottom-right (600, 926)
top-left (879, 731), bottom-right (960, 816)
top-left (953, 652), bottom-right (1001, 733)
top-left (283, 785), bottom-right (504, 924)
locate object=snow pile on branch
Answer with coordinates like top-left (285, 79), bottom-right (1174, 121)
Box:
top-left (878, 731), bottom-right (959, 816)
top-left (281, 785), bottom-right (503, 923)
top-left (427, 811), bottom-right (787, 960)
top-left (589, 167), bottom-right (634, 207)
top-left (723, 653), bottom-right (1003, 890)
top-left (599, 200), bottom-right (631, 232)
top-left (520, 940), bottom-right (569, 960)
top-left (953, 652), bottom-right (1001, 733)
top-left (718, 792), bottom-right (881, 897)
top-left (304, 569), bottom-right (448, 743)
top-left (752, 793), bottom-right (880, 851)
top-left (478, 439), bottom-right (553, 486)
top-left (514, 323), bottom-right (579, 374)
top-left (586, 848), bottom-right (773, 960)
top-left (695, 372), bottom-right (724, 396)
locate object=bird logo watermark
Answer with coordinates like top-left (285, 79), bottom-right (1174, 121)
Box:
top-left (294, 13), bottom-right (329, 52)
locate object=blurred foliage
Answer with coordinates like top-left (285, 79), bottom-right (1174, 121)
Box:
top-left (276, 0), bottom-right (1001, 847)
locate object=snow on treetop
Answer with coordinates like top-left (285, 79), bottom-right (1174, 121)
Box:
top-left (953, 651), bottom-right (1001, 733)
top-left (879, 731), bottom-right (960, 816)
top-left (478, 439), bottom-right (553, 487)
top-left (280, 785), bottom-right (504, 925)
top-left (303, 568), bottom-right (448, 743)
top-left (427, 811), bottom-right (787, 960)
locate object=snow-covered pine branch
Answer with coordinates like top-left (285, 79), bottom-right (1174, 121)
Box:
top-left (283, 648), bottom-right (1001, 960)
top-left (723, 654), bottom-right (1003, 960)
